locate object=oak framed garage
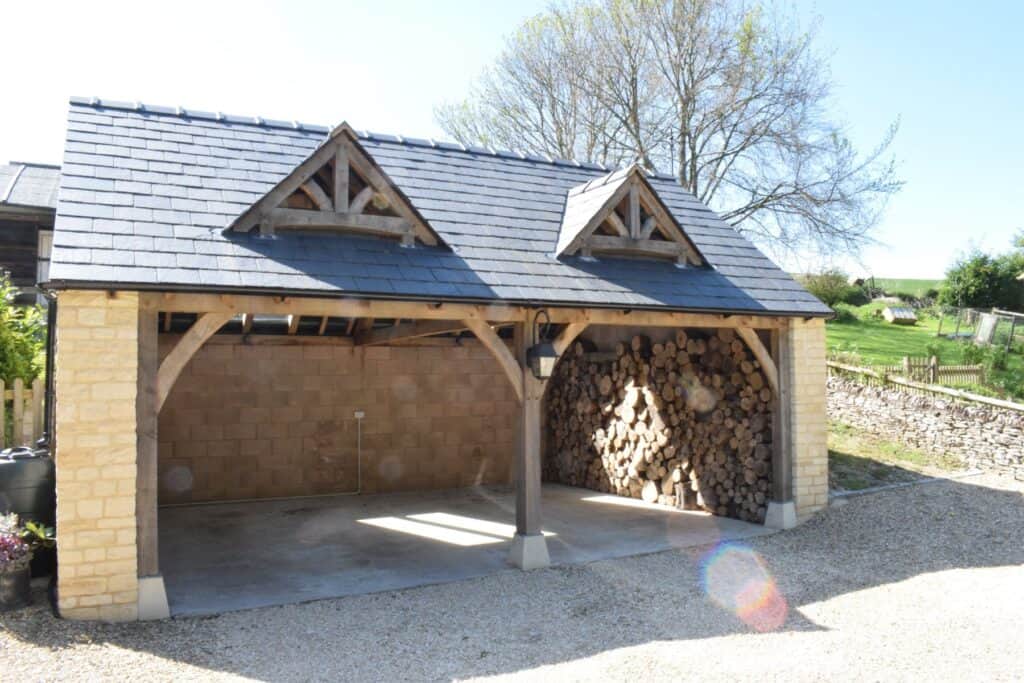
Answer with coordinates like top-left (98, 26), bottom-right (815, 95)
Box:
top-left (48, 97), bottom-right (830, 621)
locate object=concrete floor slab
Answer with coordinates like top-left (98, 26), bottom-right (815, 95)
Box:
top-left (159, 484), bottom-right (774, 617)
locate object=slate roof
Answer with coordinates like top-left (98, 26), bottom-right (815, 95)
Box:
top-left (1, 162), bottom-right (61, 211)
top-left (48, 97), bottom-right (830, 317)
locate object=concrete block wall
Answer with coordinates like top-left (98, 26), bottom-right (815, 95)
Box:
top-left (54, 290), bottom-right (140, 621)
top-left (788, 319), bottom-right (828, 518)
top-left (158, 338), bottom-right (517, 503)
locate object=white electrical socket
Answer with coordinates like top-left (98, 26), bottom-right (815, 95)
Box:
top-left (353, 410), bottom-right (365, 419)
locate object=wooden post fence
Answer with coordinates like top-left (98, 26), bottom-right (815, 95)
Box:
top-left (0, 378), bottom-right (44, 449)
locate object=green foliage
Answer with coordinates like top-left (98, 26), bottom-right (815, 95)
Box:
top-left (827, 301), bottom-right (1024, 400)
top-left (960, 343), bottom-right (985, 365)
top-left (799, 270), bottom-right (865, 307)
top-left (938, 242), bottom-right (1024, 310)
top-left (0, 513), bottom-right (55, 551)
top-left (0, 274), bottom-right (46, 383)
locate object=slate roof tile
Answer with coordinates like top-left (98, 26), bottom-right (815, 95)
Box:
top-left (48, 98), bottom-right (830, 316)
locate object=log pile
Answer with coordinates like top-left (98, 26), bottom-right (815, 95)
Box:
top-left (544, 329), bottom-right (774, 523)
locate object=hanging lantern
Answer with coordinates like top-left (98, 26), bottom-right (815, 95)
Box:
top-left (527, 310), bottom-right (557, 379)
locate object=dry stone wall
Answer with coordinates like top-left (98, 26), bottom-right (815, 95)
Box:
top-left (828, 376), bottom-right (1024, 481)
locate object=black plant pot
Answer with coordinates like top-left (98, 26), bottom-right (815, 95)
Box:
top-left (0, 565), bottom-right (31, 611)
top-left (30, 547), bottom-right (56, 578)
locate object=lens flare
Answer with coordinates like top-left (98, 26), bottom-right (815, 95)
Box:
top-left (700, 542), bottom-right (788, 632)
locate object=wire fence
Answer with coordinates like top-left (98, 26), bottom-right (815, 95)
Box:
top-left (936, 306), bottom-right (1024, 352)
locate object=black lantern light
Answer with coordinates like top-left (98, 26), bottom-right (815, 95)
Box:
top-left (527, 309), bottom-right (558, 379)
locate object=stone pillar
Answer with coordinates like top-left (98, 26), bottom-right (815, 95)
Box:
top-left (766, 318), bottom-right (828, 528)
top-left (54, 290), bottom-right (140, 621)
top-left (789, 319), bottom-right (828, 519)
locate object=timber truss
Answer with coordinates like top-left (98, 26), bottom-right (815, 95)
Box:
top-left (228, 123), bottom-right (442, 247)
top-left (556, 164), bottom-right (704, 266)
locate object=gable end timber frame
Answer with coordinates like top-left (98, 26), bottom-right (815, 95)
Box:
top-left (560, 167), bottom-right (705, 267)
top-left (228, 124), bottom-right (442, 247)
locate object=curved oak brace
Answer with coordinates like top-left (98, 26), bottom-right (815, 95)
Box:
top-left (736, 327), bottom-right (779, 396)
top-left (552, 322), bottom-right (588, 356)
top-left (300, 181), bottom-right (333, 211)
top-left (156, 312), bottom-right (232, 413)
top-left (463, 318), bottom-right (524, 403)
top-left (349, 186), bottom-right (375, 214)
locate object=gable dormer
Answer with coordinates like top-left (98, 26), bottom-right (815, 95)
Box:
top-left (229, 123), bottom-right (443, 247)
top-left (556, 165), bottom-right (704, 266)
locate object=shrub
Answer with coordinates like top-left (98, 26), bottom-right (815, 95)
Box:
top-left (830, 304), bottom-right (857, 323)
top-left (988, 346), bottom-right (1008, 371)
top-left (960, 343), bottom-right (985, 365)
top-left (924, 342), bottom-right (943, 362)
top-left (0, 273), bottom-right (46, 383)
top-left (799, 270), bottom-right (865, 307)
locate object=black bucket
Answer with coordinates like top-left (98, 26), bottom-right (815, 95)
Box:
top-left (0, 446), bottom-right (56, 578)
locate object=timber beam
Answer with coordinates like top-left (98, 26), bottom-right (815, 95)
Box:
top-left (142, 293), bottom-right (791, 329)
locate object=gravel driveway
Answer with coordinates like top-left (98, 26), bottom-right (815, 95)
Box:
top-left (2, 473), bottom-right (1022, 682)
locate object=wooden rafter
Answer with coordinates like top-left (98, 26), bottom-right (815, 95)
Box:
top-left (156, 312), bottom-right (232, 412)
top-left (287, 314), bottom-right (301, 335)
top-left (463, 318), bottom-right (524, 403)
top-left (356, 319), bottom-right (462, 346)
top-left (736, 327), bottom-right (779, 396)
top-left (355, 319), bottom-right (514, 346)
top-left (141, 292), bottom-right (792, 329)
top-left (317, 316), bottom-right (329, 335)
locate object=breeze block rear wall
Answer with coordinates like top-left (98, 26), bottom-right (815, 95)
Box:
top-left (157, 338), bottom-right (517, 503)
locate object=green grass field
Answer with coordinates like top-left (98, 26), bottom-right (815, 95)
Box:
top-left (871, 277), bottom-right (943, 298)
top-left (827, 302), bottom-right (1024, 400)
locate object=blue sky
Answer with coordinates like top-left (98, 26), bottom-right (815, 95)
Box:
top-left (2, 0), bottom-right (1020, 279)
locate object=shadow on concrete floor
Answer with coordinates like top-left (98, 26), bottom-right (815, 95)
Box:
top-left (159, 483), bottom-right (773, 616)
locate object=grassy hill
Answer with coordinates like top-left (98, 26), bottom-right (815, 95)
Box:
top-left (872, 278), bottom-right (943, 298)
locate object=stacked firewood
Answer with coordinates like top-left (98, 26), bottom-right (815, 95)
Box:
top-left (543, 329), bottom-right (774, 523)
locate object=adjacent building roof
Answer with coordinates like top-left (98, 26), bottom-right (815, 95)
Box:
top-left (1, 162), bottom-right (61, 212)
top-left (48, 97), bottom-right (830, 317)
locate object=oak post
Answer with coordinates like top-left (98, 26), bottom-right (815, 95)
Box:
top-left (509, 320), bottom-right (550, 569)
top-left (765, 327), bottom-right (796, 529)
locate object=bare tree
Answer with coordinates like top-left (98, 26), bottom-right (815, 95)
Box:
top-left (434, 0), bottom-right (902, 258)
